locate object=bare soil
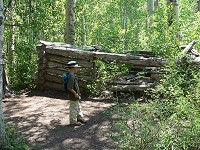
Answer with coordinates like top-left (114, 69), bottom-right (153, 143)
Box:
top-left (3, 90), bottom-right (119, 150)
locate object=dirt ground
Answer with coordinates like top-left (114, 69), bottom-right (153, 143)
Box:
top-left (3, 90), bottom-right (119, 150)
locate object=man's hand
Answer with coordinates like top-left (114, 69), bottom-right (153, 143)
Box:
top-left (75, 93), bottom-right (81, 100)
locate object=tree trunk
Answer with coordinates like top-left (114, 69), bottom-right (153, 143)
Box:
top-left (6, 27), bottom-right (14, 66)
top-left (154, 0), bottom-right (159, 11)
top-left (65, 0), bottom-right (76, 45)
top-left (0, 0), bottom-right (6, 145)
top-left (147, 0), bottom-right (154, 15)
top-left (81, 16), bottom-right (86, 46)
top-left (124, 9), bottom-right (128, 50)
top-left (167, 0), bottom-right (179, 26)
top-left (6, 0), bottom-right (14, 67)
top-left (147, 0), bottom-right (155, 28)
top-left (173, 0), bottom-right (179, 23)
top-left (197, 0), bottom-right (200, 11)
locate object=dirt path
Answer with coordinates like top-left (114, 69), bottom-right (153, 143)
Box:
top-left (3, 90), bottom-right (119, 150)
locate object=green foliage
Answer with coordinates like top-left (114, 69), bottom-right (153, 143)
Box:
top-left (0, 124), bottom-right (29, 150)
top-left (110, 58), bottom-right (200, 149)
top-left (146, 5), bottom-right (180, 57)
top-left (76, 0), bottom-right (146, 52)
top-left (7, 41), bottom-right (37, 90)
top-left (86, 60), bottom-right (129, 95)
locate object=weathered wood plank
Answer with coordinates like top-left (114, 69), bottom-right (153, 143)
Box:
top-left (45, 69), bottom-right (94, 81)
top-left (108, 79), bottom-right (155, 85)
top-left (181, 40), bottom-right (197, 55)
top-left (44, 81), bottom-right (64, 91)
top-left (45, 73), bottom-right (93, 84)
top-left (46, 61), bottom-right (94, 69)
top-left (44, 46), bottom-right (166, 66)
top-left (46, 54), bottom-right (93, 65)
top-left (46, 57), bottom-right (94, 68)
top-left (44, 81), bottom-right (88, 91)
top-left (110, 83), bottom-right (156, 92)
top-left (45, 47), bottom-right (94, 59)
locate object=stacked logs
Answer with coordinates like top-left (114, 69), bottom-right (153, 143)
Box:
top-left (36, 41), bottom-right (167, 92)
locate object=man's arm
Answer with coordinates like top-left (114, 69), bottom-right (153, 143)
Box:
top-left (68, 89), bottom-right (79, 98)
top-left (67, 76), bottom-right (81, 99)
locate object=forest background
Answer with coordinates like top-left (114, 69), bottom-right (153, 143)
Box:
top-left (3, 0), bottom-right (200, 89)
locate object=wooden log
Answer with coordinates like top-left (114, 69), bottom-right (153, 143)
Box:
top-left (110, 83), bottom-right (156, 92)
top-left (192, 56), bottom-right (200, 64)
top-left (45, 47), bottom-right (94, 59)
top-left (150, 73), bottom-right (163, 79)
top-left (43, 47), bottom-right (166, 66)
top-left (44, 80), bottom-right (88, 91)
top-left (45, 67), bottom-right (94, 77)
top-left (126, 50), bottom-right (155, 57)
top-left (191, 49), bottom-right (200, 57)
top-left (93, 51), bottom-right (162, 61)
top-left (46, 68), bottom-right (66, 76)
top-left (119, 59), bottom-right (166, 67)
top-left (35, 72), bottom-right (45, 85)
top-left (131, 66), bottom-right (164, 70)
top-left (45, 73), bottom-right (93, 84)
top-left (46, 56), bottom-right (94, 68)
top-left (46, 60), bottom-right (94, 69)
top-left (47, 61), bottom-right (65, 69)
top-left (36, 50), bottom-right (47, 87)
top-left (181, 41), bottom-right (197, 55)
top-left (46, 53), bottom-right (93, 66)
top-left (129, 70), bottom-right (166, 75)
top-left (45, 74), bottom-right (63, 84)
top-left (44, 81), bottom-right (64, 91)
top-left (179, 45), bottom-right (187, 49)
top-left (108, 79), bottom-right (155, 85)
top-left (39, 40), bottom-right (78, 49)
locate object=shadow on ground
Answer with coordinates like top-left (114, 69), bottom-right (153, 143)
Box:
top-left (3, 90), bottom-right (119, 150)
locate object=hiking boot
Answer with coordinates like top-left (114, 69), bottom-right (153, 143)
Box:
top-left (70, 122), bottom-right (82, 126)
top-left (77, 118), bottom-right (87, 124)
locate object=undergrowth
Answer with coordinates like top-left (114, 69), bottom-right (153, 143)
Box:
top-left (110, 58), bottom-right (200, 149)
top-left (0, 124), bottom-right (29, 150)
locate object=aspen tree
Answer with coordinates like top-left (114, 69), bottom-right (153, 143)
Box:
top-left (147, 0), bottom-right (155, 29)
top-left (167, 0), bottom-right (179, 26)
top-left (0, 0), bottom-right (6, 145)
top-left (65, 0), bottom-right (76, 45)
top-left (197, 0), bottom-right (200, 11)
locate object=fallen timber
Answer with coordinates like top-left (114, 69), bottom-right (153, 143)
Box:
top-left (36, 41), bottom-right (199, 93)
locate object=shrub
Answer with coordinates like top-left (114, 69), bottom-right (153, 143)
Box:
top-left (86, 60), bottom-right (129, 96)
top-left (110, 58), bottom-right (200, 149)
top-left (0, 124), bottom-right (29, 150)
top-left (7, 41), bottom-right (37, 90)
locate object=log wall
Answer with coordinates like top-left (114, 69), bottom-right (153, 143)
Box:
top-left (36, 41), bottom-right (167, 92)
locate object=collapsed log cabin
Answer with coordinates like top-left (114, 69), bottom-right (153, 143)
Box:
top-left (36, 41), bottom-right (167, 93)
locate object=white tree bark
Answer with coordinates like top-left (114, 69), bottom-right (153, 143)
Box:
top-left (0, 0), bottom-right (6, 145)
top-left (173, 0), bottom-right (179, 23)
top-left (6, 0), bottom-right (14, 67)
top-left (65, 0), bottom-right (76, 45)
top-left (147, 0), bottom-right (155, 15)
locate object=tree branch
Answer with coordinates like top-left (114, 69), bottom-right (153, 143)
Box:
top-left (4, 0), bottom-right (12, 13)
top-left (4, 23), bottom-right (21, 27)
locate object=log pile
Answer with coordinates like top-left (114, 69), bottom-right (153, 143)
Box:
top-left (36, 41), bottom-right (167, 92)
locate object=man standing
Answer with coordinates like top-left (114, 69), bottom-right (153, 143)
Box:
top-left (65, 61), bottom-right (87, 126)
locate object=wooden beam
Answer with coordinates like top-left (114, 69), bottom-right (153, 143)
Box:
top-left (110, 83), bottom-right (156, 92)
top-left (181, 40), bottom-right (197, 55)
